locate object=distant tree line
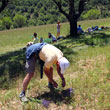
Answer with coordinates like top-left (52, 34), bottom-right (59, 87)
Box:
top-left (0, 0), bottom-right (110, 31)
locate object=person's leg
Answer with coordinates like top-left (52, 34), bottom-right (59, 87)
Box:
top-left (22, 73), bottom-right (34, 92)
top-left (57, 32), bottom-right (59, 38)
top-left (57, 30), bottom-right (60, 37)
top-left (57, 29), bottom-right (60, 38)
top-left (19, 72), bottom-right (34, 98)
top-left (19, 56), bottom-right (36, 98)
top-left (44, 67), bottom-right (53, 83)
top-left (44, 67), bottom-right (58, 88)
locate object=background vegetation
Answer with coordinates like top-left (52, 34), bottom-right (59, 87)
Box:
top-left (0, 0), bottom-right (110, 30)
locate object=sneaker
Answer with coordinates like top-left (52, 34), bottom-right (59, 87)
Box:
top-left (20, 96), bottom-right (28, 102)
top-left (19, 92), bottom-right (25, 98)
top-left (19, 91), bottom-right (28, 102)
top-left (48, 82), bottom-right (54, 89)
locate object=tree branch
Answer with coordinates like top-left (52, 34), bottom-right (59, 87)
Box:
top-left (0, 0), bottom-right (9, 13)
top-left (77, 0), bottom-right (90, 18)
top-left (52, 0), bottom-right (69, 20)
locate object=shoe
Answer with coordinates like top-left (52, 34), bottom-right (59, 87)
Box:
top-left (48, 82), bottom-right (54, 89)
top-left (19, 91), bottom-right (28, 102)
top-left (19, 91), bottom-right (25, 98)
top-left (20, 96), bottom-right (28, 102)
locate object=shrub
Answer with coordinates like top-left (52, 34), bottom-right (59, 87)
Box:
top-left (33, 10), bottom-right (39, 18)
top-left (28, 19), bottom-right (37, 26)
top-left (81, 9), bottom-right (101, 20)
top-left (2, 17), bottom-right (12, 29)
top-left (58, 14), bottom-right (67, 22)
top-left (37, 19), bottom-right (44, 25)
top-left (0, 20), bottom-right (4, 31)
top-left (13, 14), bottom-right (27, 28)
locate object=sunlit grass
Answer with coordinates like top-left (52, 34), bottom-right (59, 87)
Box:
top-left (1, 43), bottom-right (110, 109)
top-left (0, 18), bottom-right (110, 110)
top-left (0, 18), bottom-right (110, 54)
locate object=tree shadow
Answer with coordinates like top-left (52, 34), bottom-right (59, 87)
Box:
top-left (54, 39), bottom-right (77, 62)
top-left (65, 29), bottom-right (110, 47)
top-left (1, 30), bottom-right (109, 89)
top-left (0, 43), bottom-right (76, 89)
top-left (79, 29), bottom-right (110, 46)
top-left (32, 88), bottom-right (75, 105)
top-left (0, 48), bottom-right (26, 89)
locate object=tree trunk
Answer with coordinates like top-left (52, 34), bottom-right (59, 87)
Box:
top-left (0, 0), bottom-right (9, 13)
top-left (69, 18), bottom-right (77, 37)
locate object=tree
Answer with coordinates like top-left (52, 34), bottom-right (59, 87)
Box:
top-left (2, 17), bottom-right (12, 29)
top-left (52, 0), bottom-right (90, 37)
top-left (0, 0), bottom-right (9, 13)
top-left (82, 9), bottom-right (100, 20)
top-left (13, 14), bottom-right (27, 28)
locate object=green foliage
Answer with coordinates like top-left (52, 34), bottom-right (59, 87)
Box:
top-left (58, 14), bottom-right (67, 22)
top-left (28, 19), bottom-right (36, 26)
top-left (37, 19), bottom-right (44, 25)
top-left (33, 10), bottom-right (39, 18)
top-left (0, 19), bottom-right (4, 30)
top-left (2, 17), bottom-right (12, 29)
top-left (0, 0), bottom-right (110, 31)
top-left (13, 14), bottom-right (27, 28)
top-left (81, 9), bottom-right (101, 20)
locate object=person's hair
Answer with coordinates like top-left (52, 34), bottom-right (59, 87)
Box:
top-left (57, 21), bottom-right (60, 24)
top-left (33, 32), bottom-right (37, 37)
top-left (48, 32), bottom-right (51, 35)
top-left (78, 25), bottom-right (81, 27)
top-left (26, 42), bottom-right (33, 47)
top-left (48, 32), bottom-right (51, 38)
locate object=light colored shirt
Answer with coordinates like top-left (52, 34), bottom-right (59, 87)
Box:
top-left (51, 34), bottom-right (57, 41)
top-left (33, 37), bottom-right (39, 44)
top-left (39, 44), bottom-right (63, 69)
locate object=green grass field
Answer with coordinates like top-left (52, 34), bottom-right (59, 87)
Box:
top-left (0, 18), bottom-right (110, 54)
top-left (0, 18), bottom-right (110, 110)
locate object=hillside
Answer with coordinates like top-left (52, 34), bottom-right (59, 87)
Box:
top-left (0, 18), bottom-right (110, 109)
top-left (0, 0), bottom-right (110, 31)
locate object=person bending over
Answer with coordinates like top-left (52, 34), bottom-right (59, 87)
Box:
top-left (19, 42), bottom-right (70, 99)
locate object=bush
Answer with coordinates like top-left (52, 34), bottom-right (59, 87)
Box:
top-left (0, 20), bottom-right (4, 31)
top-left (33, 10), bottom-right (39, 18)
top-left (58, 14), bottom-right (67, 22)
top-left (81, 9), bottom-right (101, 20)
top-left (25, 13), bottom-right (30, 20)
top-left (28, 19), bottom-right (37, 26)
top-left (37, 19), bottom-right (44, 25)
top-left (2, 17), bottom-right (12, 29)
top-left (13, 14), bottom-right (27, 28)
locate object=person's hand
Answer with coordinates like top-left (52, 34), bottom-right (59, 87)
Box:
top-left (62, 79), bottom-right (66, 87)
top-left (53, 80), bottom-right (58, 88)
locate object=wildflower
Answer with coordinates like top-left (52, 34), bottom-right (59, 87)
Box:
top-left (42, 99), bottom-right (50, 108)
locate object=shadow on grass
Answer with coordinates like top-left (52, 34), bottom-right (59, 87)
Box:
top-left (0, 40), bottom-right (76, 89)
top-left (65, 29), bottom-right (110, 46)
top-left (32, 88), bottom-right (74, 105)
top-left (0, 48), bottom-right (26, 89)
top-left (1, 29), bottom-right (109, 89)
top-left (83, 32), bottom-right (110, 46)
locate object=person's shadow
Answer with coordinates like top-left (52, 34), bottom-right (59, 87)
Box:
top-left (30, 88), bottom-right (75, 104)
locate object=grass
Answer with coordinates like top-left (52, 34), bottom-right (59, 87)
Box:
top-left (0, 18), bottom-right (110, 110)
top-left (0, 18), bottom-right (110, 54)
top-left (0, 23), bottom-right (69, 54)
top-left (72, 46), bottom-right (110, 110)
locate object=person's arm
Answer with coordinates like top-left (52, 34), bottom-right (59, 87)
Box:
top-left (56, 62), bottom-right (66, 87)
